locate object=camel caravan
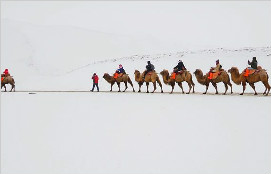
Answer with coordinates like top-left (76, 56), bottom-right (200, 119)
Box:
top-left (102, 57), bottom-right (270, 96)
top-left (2, 57), bottom-right (270, 96)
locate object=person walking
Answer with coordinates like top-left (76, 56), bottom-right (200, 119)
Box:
top-left (91, 73), bottom-right (99, 92)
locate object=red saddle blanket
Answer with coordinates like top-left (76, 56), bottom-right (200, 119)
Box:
top-left (208, 72), bottom-right (220, 80)
top-left (170, 71), bottom-right (184, 79)
top-left (244, 68), bottom-right (256, 77)
top-left (113, 73), bottom-right (123, 79)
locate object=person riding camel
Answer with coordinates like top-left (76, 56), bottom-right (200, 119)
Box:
top-left (248, 57), bottom-right (258, 69)
top-left (171, 60), bottom-right (187, 79)
top-left (142, 61), bottom-right (155, 80)
top-left (3, 69), bottom-right (10, 77)
top-left (114, 64), bottom-right (126, 79)
top-left (244, 57), bottom-right (258, 77)
top-left (208, 60), bottom-right (222, 79)
top-left (1, 69), bottom-right (10, 82)
top-left (174, 60), bottom-right (186, 72)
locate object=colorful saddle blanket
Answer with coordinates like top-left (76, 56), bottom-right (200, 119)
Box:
top-left (113, 73), bottom-right (124, 79)
top-left (208, 72), bottom-right (220, 80)
top-left (244, 68), bottom-right (256, 77)
top-left (170, 71), bottom-right (184, 79)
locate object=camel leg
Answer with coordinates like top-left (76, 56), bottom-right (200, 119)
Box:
top-left (263, 88), bottom-right (267, 95)
top-left (2, 85), bottom-right (7, 92)
top-left (228, 82), bottom-right (233, 94)
top-left (110, 83), bottom-right (114, 92)
top-left (192, 80), bottom-right (195, 93)
top-left (186, 82), bottom-right (192, 94)
top-left (223, 82), bottom-right (228, 95)
top-left (128, 78), bottom-right (135, 92)
top-left (123, 82), bottom-right (128, 92)
top-left (117, 82), bottom-right (121, 92)
top-left (262, 81), bottom-right (270, 96)
top-left (178, 82), bottom-right (184, 94)
top-left (156, 78), bottom-right (163, 93)
top-left (138, 83), bottom-right (143, 92)
top-left (212, 82), bottom-right (218, 94)
top-left (1, 85), bottom-right (5, 92)
top-left (146, 82), bottom-right (149, 93)
top-left (240, 81), bottom-right (246, 95)
top-left (248, 83), bottom-right (257, 95)
top-left (170, 83), bottom-right (175, 94)
top-left (152, 82), bottom-right (157, 93)
top-left (203, 83), bottom-right (209, 94)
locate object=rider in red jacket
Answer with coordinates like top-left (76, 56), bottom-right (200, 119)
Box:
top-left (3, 69), bottom-right (10, 76)
top-left (91, 73), bottom-right (99, 92)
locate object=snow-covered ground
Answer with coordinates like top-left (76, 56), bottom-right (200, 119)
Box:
top-left (1, 92), bottom-right (271, 174)
top-left (1, 4), bottom-right (271, 174)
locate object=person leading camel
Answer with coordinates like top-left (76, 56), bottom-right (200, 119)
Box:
top-left (91, 73), bottom-right (99, 92)
top-left (142, 61), bottom-right (155, 80)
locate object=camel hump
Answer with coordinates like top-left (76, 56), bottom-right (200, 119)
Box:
top-left (257, 66), bottom-right (262, 70)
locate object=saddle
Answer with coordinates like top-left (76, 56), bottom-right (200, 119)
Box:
top-left (170, 70), bottom-right (185, 79)
top-left (208, 71), bottom-right (221, 80)
top-left (244, 68), bottom-right (256, 77)
top-left (113, 73), bottom-right (124, 79)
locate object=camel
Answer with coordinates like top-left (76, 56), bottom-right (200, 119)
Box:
top-left (1, 75), bottom-right (15, 92)
top-left (160, 69), bottom-right (195, 94)
top-left (228, 67), bottom-right (270, 96)
top-left (103, 73), bottom-right (135, 92)
top-left (134, 70), bottom-right (163, 93)
top-left (194, 69), bottom-right (232, 95)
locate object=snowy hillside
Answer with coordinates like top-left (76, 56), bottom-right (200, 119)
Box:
top-left (1, 19), bottom-right (271, 93)
top-left (1, 7), bottom-right (271, 174)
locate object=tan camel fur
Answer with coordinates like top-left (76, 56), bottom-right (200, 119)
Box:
top-left (103, 73), bottom-right (135, 92)
top-left (160, 69), bottom-right (195, 94)
top-left (1, 75), bottom-right (15, 92)
top-left (194, 69), bottom-right (232, 95)
top-left (134, 70), bottom-right (163, 93)
top-left (228, 67), bottom-right (270, 95)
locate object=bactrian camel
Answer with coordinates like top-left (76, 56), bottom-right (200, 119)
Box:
top-left (1, 75), bottom-right (15, 92)
top-left (134, 70), bottom-right (163, 93)
top-left (103, 73), bottom-right (135, 92)
top-left (228, 67), bottom-right (270, 96)
top-left (160, 69), bottom-right (195, 94)
top-left (194, 69), bottom-right (232, 95)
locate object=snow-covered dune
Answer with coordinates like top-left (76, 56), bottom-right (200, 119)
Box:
top-left (2, 19), bottom-right (271, 93)
top-left (1, 15), bottom-right (271, 174)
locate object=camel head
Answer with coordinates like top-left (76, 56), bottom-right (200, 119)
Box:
top-left (134, 70), bottom-right (140, 75)
top-left (103, 73), bottom-right (110, 79)
top-left (194, 69), bottom-right (203, 76)
top-left (228, 67), bottom-right (239, 74)
top-left (160, 69), bottom-right (169, 77)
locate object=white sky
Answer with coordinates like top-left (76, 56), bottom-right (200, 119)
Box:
top-left (1, 1), bottom-right (271, 51)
